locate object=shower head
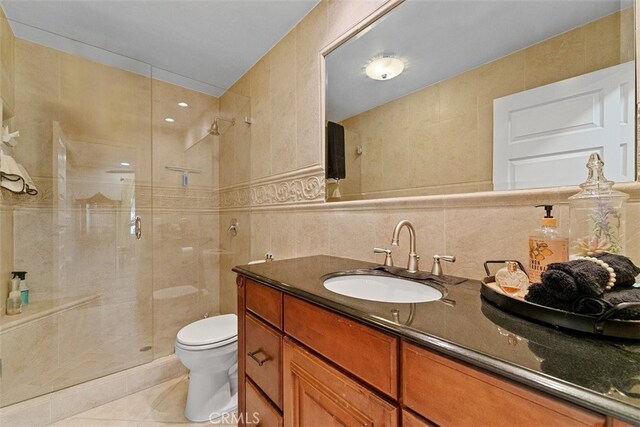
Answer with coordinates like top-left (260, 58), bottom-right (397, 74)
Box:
top-left (210, 120), bottom-right (219, 136)
top-left (210, 117), bottom-right (235, 136)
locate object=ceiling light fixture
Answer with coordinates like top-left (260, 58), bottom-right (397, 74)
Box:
top-left (120, 162), bottom-right (130, 166)
top-left (365, 56), bottom-right (405, 81)
top-left (178, 102), bottom-right (188, 107)
top-left (164, 117), bottom-right (175, 123)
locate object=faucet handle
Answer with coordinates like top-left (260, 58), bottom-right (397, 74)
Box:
top-left (374, 247), bottom-right (394, 267)
top-left (431, 255), bottom-right (456, 276)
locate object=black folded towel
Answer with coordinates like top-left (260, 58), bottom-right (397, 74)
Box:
top-left (525, 282), bottom-right (574, 311)
top-left (525, 253), bottom-right (640, 320)
top-left (539, 259), bottom-right (609, 299)
top-left (596, 253), bottom-right (640, 288)
top-left (573, 289), bottom-right (640, 320)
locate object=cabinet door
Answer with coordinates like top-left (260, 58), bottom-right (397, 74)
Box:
top-left (246, 379), bottom-right (282, 427)
top-left (283, 337), bottom-right (398, 427)
top-left (402, 341), bottom-right (605, 427)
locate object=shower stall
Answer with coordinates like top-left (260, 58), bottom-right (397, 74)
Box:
top-left (0, 20), bottom-right (251, 408)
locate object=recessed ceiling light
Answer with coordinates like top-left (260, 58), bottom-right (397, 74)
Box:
top-left (365, 57), bottom-right (405, 81)
top-left (120, 162), bottom-right (130, 166)
top-left (178, 102), bottom-right (188, 107)
top-left (164, 117), bottom-right (175, 123)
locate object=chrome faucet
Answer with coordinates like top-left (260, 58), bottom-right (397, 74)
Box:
top-left (391, 220), bottom-right (419, 273)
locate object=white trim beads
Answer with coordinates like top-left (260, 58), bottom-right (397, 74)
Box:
top-left (578, 256), bottom-right (617, 290)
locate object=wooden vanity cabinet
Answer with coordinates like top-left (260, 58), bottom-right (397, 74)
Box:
top-left (402, 341), bottom-right (605, 427)
top-left (238, 274), bottom-right (613, 427)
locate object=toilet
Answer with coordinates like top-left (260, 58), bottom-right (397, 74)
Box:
top-left (175, 313), bottom-right (238, 422)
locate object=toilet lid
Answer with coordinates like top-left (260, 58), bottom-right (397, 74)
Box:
top-left (176, 314), bottom-right (237, 346)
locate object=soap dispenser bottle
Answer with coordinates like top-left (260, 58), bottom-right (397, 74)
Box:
top-left (12, 271), bottom-right (28, 305)
top-left (528, 205), bottom-right (568, 283)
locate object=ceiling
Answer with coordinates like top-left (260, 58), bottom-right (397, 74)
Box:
top-left (326, 0), bottom-right (632, 122)
top-left (1, 0), bottom-right (320, 97)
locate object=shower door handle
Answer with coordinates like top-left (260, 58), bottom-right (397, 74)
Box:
top-left (135, 216), bottom-right (142, 240)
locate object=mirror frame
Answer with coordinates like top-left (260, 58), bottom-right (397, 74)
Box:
top-left (319, 0), bottom-right (639, 202)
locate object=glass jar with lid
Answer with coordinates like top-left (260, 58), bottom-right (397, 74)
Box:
top-left (568, 153), bottom-right (629, 258)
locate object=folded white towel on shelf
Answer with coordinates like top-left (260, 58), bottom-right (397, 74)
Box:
top-left (0, 150), bottom-right (38, 195)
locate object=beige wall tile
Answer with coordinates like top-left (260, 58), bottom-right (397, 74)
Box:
top-left (438, 69), bottom-right (479, 121)
top-left (294, 211), bottom-right (330, 257)
top-left (585, 10), bottom-right (624, 72)
top-left (524, 27), bottom-right (586, 90)
top-left (1, 7), bottom-right (16, 112)
top-left (325, 0), bottom-right (389, 44)
top-left (249, 58), bottom-right (272, 180)
top-left (477, 51), bottom-right (525, 109)
top-left (327, 210), bottom-right (377, 261)
top-left (269, 32), bottom-right (298, 175)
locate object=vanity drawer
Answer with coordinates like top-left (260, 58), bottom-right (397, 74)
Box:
top-left (283, 295), bottom-right (398, 398)
top-left (402, 342), bottom-right (605, 427)
top-left (246, 379), bottom-right (283, 427)
top-left (245, 313), bottom-right (282, 409)
top-left (246, 279), bottom-right (282, 329)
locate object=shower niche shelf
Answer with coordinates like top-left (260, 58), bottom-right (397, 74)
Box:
top-left (0, 294), bottom-right (100, 334)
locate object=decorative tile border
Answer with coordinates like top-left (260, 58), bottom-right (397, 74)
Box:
top-left (250, 173), bottom-right (324, 207)
top-left (213, 166), bottom-right (326, 210)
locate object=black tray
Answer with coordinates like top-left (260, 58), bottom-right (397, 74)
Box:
top-left (481, 260), bottom-right (640, 341)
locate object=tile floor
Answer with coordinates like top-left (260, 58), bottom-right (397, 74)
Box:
top-left (52, 375), bottom-right (237, 426)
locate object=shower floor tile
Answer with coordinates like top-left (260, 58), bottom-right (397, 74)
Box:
top-left (53, 375), bottom-right (237, 426)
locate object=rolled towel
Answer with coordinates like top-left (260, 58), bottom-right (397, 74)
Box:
top-left (595, 253), bottom-right (640, 288)
top-left (525, 253), bottom-right (640, 312)
top-left (542, 258), bottom-right (610, 298)
top-left (525, 282), bottom-right (574, 311)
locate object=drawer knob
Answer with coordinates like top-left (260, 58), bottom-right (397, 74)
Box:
top-left (248, 349), bottom-right (270, 367)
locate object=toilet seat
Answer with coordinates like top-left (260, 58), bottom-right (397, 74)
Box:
top-left (176, 314), bottom-right (237, 351)
top-left (176, 335), bottom-right (237, 351)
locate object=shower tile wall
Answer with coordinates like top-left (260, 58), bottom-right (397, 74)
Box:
top-left (217, 78), bottom-right (251, 315)
top-left (151, 79), bottom-right (222, 357)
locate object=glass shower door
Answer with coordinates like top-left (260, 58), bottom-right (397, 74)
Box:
top-left (0, 37), bottom-right (153, 406)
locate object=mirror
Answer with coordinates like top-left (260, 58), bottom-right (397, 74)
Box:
top-left (324, 0), bottom-right (636, 201)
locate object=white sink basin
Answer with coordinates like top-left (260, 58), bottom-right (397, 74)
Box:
top-left (323, 274), bottom-right (442, 303)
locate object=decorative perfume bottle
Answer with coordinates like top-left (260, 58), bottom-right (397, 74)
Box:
top-left (568, 154), bottom-right (629, 258)
top-left (495, 261), bottom-right (529, 297)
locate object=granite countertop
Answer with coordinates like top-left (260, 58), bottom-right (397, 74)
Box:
top-left (233, 255), bottom-right (640, 424)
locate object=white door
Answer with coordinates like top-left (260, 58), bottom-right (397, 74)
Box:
top-left (493, 61), bottom-right (635, 190)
